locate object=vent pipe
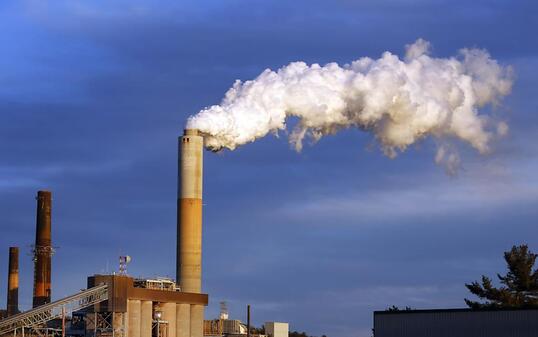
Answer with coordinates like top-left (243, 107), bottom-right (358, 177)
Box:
top-left (177, 129), bottom-right (205, 337)
top-left (177, 129), bottom-right (203, 293)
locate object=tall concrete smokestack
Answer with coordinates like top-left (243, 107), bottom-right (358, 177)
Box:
top-left (177, 129), bottom-right (204, 337)
top-left (177, 129), bottom-right (203, 292)
top-left (33, 190), bottom-right (52, 308)
top-left (6, 247), bottom-right (19, 316)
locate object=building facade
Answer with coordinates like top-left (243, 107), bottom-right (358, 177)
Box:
top-left (374, 308), bottom-right (538, 337)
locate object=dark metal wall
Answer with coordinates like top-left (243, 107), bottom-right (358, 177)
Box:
top-left (374, 309), bottom-right (538, 337)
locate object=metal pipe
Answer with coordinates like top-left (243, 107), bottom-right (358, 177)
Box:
top-left (94, 312), bottom-right (97, 337)
top-left (177, 129), bottom-right (203, 293)
top-left (7, 247), bottom-right (19, 316)
top-left (61, 306), bottom-right (66, 337)
top-left (247, 305), bottom-right (250, 337)
top-left (33, 190), bottom-right (52, 308)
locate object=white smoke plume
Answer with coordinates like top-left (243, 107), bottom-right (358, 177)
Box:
top-left (187, 39), bottom-right (513, 165)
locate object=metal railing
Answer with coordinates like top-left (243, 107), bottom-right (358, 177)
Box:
top-left (0, 284), bottom-right (108, 336)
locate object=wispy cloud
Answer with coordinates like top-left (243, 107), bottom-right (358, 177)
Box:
top-left (276, 158), bottom-right (538, 224)
top-left (322, 284), bottom-right (460, 308)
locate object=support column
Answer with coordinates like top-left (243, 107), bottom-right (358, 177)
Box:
top-left (110, 312), bottom-right (126, 337)
top-left (123, 311), bottom-right (130, 337)
top-left (176, 304), bottom-right (190, 337)
top-left (162, 303), bottom-right (176, 337)
top-left (128, 300), bottom-right (141, 337)
top-left (189, 305), bottom-right (203, 337)
top-left (140, 301), bottom-right (152, 337)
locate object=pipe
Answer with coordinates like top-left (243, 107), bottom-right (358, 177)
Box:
top-left (247, 304), bottom-right (251, 337)
top-left (33, 190), bottom-right (52, 308)
top-left (177, 129), bottom-right (203, 293)
top-left (7, 247), bottom-right (19, 316)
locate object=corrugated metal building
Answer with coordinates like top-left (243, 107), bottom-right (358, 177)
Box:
top-left (374, 308), bottom-right (538, 337)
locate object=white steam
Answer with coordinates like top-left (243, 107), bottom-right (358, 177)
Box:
top-left (187, 39), bottom-right (513, 165)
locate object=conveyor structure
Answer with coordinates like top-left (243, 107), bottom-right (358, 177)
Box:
top-left (0, 284), bottom-right (108, 336)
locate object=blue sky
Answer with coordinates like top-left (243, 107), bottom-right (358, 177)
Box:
top-left (1, 1), bottom-right (537, 336)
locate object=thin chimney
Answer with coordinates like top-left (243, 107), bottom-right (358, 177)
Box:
top-left (6, 247), bottom-right (19, 316)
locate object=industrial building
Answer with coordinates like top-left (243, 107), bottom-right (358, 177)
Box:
top-left (1, 129), bottom-right (290, 337)
top-left (264, 322), bottom-right (288, 337)
top-left (202, 320), bottom-right (287, 337)
top-left (374, 308), bottom-right (538, 337)
top-left (0, 129), bottom-right (209, 337)
top-left (202, 303), bottom-right (287, 337)
top-left (85, 274), bottom-right (207, 337)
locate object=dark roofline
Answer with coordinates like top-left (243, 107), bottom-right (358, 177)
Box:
top-left (374, 307), bottom-right (538, 315)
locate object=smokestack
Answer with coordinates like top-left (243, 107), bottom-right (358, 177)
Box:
top-left (177, 129), bottom-right (203, 293)
top-left (6, 247), bottom-right (19, 316)
top-left (33, 190), bottom-right (52, 308)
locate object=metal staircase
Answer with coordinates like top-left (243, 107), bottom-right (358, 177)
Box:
top-left (0, 284), bottom-right (108, 336)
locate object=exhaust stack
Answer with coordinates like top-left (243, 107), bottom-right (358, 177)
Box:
top-left (177, 129), bottom-right (203, 293)
top-left (33, 190), bottom-right (52, 308)
top-left (177, 129), bottom-right (205, 337)
top-left (6, 247), bottom-right (19, 316)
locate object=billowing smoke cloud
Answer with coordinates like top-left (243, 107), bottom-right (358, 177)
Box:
top-left (187, 39), bottom-right (513, 169)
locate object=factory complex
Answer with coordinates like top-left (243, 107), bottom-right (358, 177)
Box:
top-left (0, 130), bottom-right (288, 337)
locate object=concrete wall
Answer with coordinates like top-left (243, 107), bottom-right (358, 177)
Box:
top-left (374, 309), bottom-right (538, 337)
top-left (114, 312), bottom-right (127, 337)
top-left (123, 299), bottom-right (204, 337)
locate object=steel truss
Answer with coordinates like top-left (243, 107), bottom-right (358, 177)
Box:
top-left (0, 285), bottom-right (108, 337)
top-left (85, 311), bottom-right (126, 337)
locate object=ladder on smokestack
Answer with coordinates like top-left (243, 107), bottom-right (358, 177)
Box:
top-left (0, 284), bottom-right (108, 336)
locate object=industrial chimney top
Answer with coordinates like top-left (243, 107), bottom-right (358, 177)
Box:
top-left (184, 129), bottom-right (199, 136)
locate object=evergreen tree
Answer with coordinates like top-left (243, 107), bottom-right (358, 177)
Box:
top-left (386, 305), bottom-right (412, 311)
top-left (465, 244), bottom-right (538, 308)
top-left (288, 331), bottom-right (309, 337)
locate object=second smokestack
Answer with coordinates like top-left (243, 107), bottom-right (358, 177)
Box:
top-left (6, 247), bottom-right (19, 316)
top-left (33, 190), bottom-right (52, 308)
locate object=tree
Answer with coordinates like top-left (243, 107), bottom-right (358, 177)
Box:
top-left (251, 325), bottom-right (265, 334)
top-left (386, 305), bottom-right (412, 312)
top-left (288, 332), bottom-right (309, 337)
top-left (288, 331), bottom-right (327, 337)
top-left (465, 244), bottom-right (538, 309)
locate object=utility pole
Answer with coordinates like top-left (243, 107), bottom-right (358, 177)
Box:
top-left (247, 305), bottom-right (251, 337)
top-left (61, 306), bottom-right (66, 337)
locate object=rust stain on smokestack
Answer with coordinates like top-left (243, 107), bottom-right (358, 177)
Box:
top-left (7, 247), bottom-right (19, 316)
top-left (33, 190), bottom-right (52, 308)
top-left (177, 129), bottom-right (203, 293)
